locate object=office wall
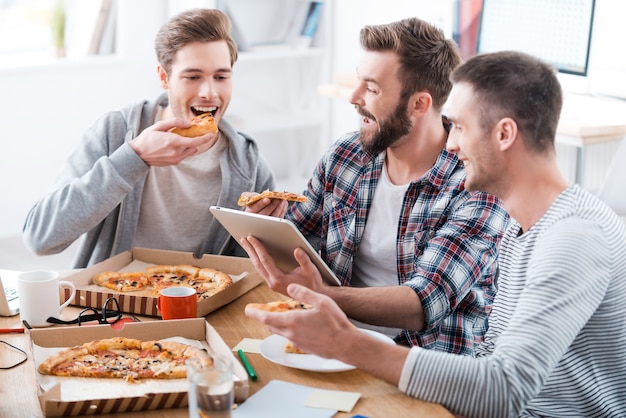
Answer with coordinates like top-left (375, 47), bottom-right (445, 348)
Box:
top-left (0, 1), bottom-right (165, 240)
top-left (0, 57), bottom-right (162, 234)
top-left (0, 0), bottom-right (455, 241)
top-left (2, 0), bottom-right (622, 243)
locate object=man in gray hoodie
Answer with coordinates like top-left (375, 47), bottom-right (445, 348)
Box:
top-left (23, 9), bottom-right (276, 267)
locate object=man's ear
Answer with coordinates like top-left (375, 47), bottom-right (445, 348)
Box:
top-left (494, 117), bottom-right (518, 151)
top-left (411, 92), bottom-right (433, 115)
top-left (157, 65), bottom-right (169, 89)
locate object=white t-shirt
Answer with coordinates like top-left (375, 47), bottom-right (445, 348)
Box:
top-left (351, 162), bottom-right (409, 337)
top-left (134, 135), bottom-right (226, 252)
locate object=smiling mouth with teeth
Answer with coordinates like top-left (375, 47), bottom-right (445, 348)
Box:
top-left (192, 106), bottom-right (216, 116)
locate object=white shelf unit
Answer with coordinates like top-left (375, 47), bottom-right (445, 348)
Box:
top-left (224, 2), bottom-right (332, 193)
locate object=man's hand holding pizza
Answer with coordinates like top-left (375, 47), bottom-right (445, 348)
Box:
top-left (245, 283), bottom-right (353, 360)
top-left (129, 117), bottom-right (218, 166)
top-left (239, 192), bottom-right (288, 217)
top-left (245, 282), bottom-right (409, 384)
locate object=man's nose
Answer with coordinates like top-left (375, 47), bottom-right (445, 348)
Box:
top-left (349, 83), bottom-right (365, 107)
top-left (446, 131), bottom-right (459, 153)
top-left (199, 80), bottom-right (217, 98)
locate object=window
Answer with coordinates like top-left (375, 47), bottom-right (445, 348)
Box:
top-left (0, 0), bottom-right (116, 68)
top-left (0, 0), bottom-right (57, 58)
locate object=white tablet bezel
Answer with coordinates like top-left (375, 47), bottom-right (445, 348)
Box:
top-left (210, 206), bottom-right (340, 286)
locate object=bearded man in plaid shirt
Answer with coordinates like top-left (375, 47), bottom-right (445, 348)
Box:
top-left (242, 17), bottom-right (509, 355)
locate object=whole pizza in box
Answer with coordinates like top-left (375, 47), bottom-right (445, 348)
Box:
top-left (92, 264), bottom-right (233, 300)
top-left (60, 249), bottom-right (262, 318)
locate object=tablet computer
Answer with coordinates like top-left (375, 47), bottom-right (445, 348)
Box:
top-left (210, 206), bottom-right (340, 286)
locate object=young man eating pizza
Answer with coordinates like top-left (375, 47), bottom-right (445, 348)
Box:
top-left (23, 9), bottom-right (275, 267)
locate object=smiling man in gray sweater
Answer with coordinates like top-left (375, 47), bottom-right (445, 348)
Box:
top-left (23, 9), bottom-right (275, 267)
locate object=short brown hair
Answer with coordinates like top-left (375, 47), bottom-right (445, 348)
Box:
top-left (155, 8), bottom-right (238, 75)
top-left (359, 18), bottom-right (462, 110)
top-left (451, 51), bottom-right (563, 154)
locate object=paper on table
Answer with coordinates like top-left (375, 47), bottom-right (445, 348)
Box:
top-left (232, 338), bottom-right (262, 354)
top-left (233, 380), bottom-right (355, 418)
top-left (306, 388), bottom-right (361, 412)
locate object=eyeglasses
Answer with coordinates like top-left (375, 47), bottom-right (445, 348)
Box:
top-left (46, 297), bottom-right (123, 326)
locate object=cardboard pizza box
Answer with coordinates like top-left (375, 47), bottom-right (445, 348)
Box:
top-left (29, 318), bottom-right (249, 417)
top-left (60, 247), bottom-right (263, 317)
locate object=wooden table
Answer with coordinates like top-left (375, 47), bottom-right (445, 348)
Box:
top-left (0, 281), bottom-right (454, 418)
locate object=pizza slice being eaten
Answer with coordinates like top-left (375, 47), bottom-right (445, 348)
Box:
top-left (170, 112), bottom-right (218, 137)
top-left (237, 190), bottom-right (308, 207)
top-left (37, 337), bottom-right (213, 382)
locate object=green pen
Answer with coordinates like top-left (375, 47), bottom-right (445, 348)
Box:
top-left (237, 349), bottom-right (257, 381)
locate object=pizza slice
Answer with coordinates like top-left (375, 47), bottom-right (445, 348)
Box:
top-left (237, 189), bottom-right (308, 207)
top-left (146, 265), bottom-right (200, 287)
top-left (146, 265), bottom-right (233, 299)
top-left (170, 112), bottom-right (218, 137)
top-left (246, 300), bottom-right (313, 354)
top-left (193, 268), bottom-right (234, 299)
top-left (246, 299), bottom-right (313, 312)
top-left (284, 341), bottom-right (307, 354)
top-left (92, 271), bottom-right (148, 292)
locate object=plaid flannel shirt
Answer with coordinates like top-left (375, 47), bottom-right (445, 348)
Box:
top-left (286, 130), bottom-right (509, 355)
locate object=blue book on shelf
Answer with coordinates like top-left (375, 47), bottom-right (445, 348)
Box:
top-left (297, 1), bottom-right (323, 47)
top-left (301, 2), bottom-right (323, 37)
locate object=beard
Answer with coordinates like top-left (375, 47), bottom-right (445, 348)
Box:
top-left (357, 97), bottom-right (412, 154)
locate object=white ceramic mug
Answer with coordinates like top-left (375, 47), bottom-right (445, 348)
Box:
top-left (17, 270), bottom-right (76, 327)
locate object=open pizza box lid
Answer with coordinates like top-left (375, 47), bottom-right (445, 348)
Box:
top-left (29, 318), bottom-right (248, 417)
top-left (60, 247), bottom-right (263, 317)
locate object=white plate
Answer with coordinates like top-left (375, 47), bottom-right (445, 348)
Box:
top-left (259, 329), bottom-right (395, 372)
